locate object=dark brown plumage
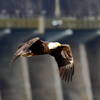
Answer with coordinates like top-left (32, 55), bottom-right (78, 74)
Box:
top-left (12, 37), bottom-right (74, 82)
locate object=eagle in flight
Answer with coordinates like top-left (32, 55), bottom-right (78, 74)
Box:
top-left (12, 37), bottom-right (74, 82)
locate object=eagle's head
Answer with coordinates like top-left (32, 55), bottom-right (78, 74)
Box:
top-left (48, 42), bottom-right (61, 49)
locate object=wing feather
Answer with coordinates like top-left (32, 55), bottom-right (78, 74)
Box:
top-left (11, 37), bottom-right (42, 63)
top-left (50, 44), bottom-right (74, 82)
top-left (59, 44), bottom-right (74, 82)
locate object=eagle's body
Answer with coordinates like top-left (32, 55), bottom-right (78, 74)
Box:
top-left (12, 37), bottom-right (74, 82)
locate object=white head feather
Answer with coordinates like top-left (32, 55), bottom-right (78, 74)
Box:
top-left (48, 42), bottom-right (61, 49)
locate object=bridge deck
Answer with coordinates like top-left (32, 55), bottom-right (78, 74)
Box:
top-left (0, 18), bottom-right (100, 29)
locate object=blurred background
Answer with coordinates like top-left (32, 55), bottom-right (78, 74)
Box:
top-left (0, 0), bottom-right (100, 100)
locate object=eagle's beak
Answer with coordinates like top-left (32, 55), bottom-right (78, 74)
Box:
top-left (57, 43), bottom-right (61, 46)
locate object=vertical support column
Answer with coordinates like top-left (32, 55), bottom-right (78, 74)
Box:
top-left (79, 44), bottom-right (93, 100)
top-left (20, 57), bottom-right (32, 100)
top-left (55, 0), bottom-right (61, 17)
top-left (38, 15), bottom-right (45, 34)
top-left (2, 57), bottom-right (32, 100)
top-left (94, 39), bottom-right (100, 100)
top-left (86, 38), bottom-right (100, 100)
top-left (51, 57), bottom-right (63, 100)
top-left (28, 55), bottom-right (63, 100)
top-left (62, 43), bottom-right (93, 100)
top-left (94, 41), bottom-right (100, 100)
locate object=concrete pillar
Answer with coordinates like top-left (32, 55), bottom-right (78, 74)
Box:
top-left (62, 42), bottom-right (93, 100)
top-left (20, 57), bottom-right (32, 100)
top-left (28, 55), bottom-right (63, 100)
top-left (0, 38), bottom-right (32, 100)
top-left (79, 44), bottom-right (93, 100)
top-left (55, 0), bottom-right (61, 17)
top-left (1, 57), bottom-right (32, 100)
top-left (38, 15), bottom-right (45, 34)
top-left (86, 37), bottom-right (100, 100)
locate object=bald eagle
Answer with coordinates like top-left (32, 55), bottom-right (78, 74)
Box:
top-left (12, 37), bottom-right (74, 82)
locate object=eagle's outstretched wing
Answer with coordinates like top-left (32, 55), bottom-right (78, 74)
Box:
top-left (18, 37), bottom-right (40, 49)
top-left (11, 37), bottom-right (42, 63)
top-left (52, 44), bottom-right (74, 82)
